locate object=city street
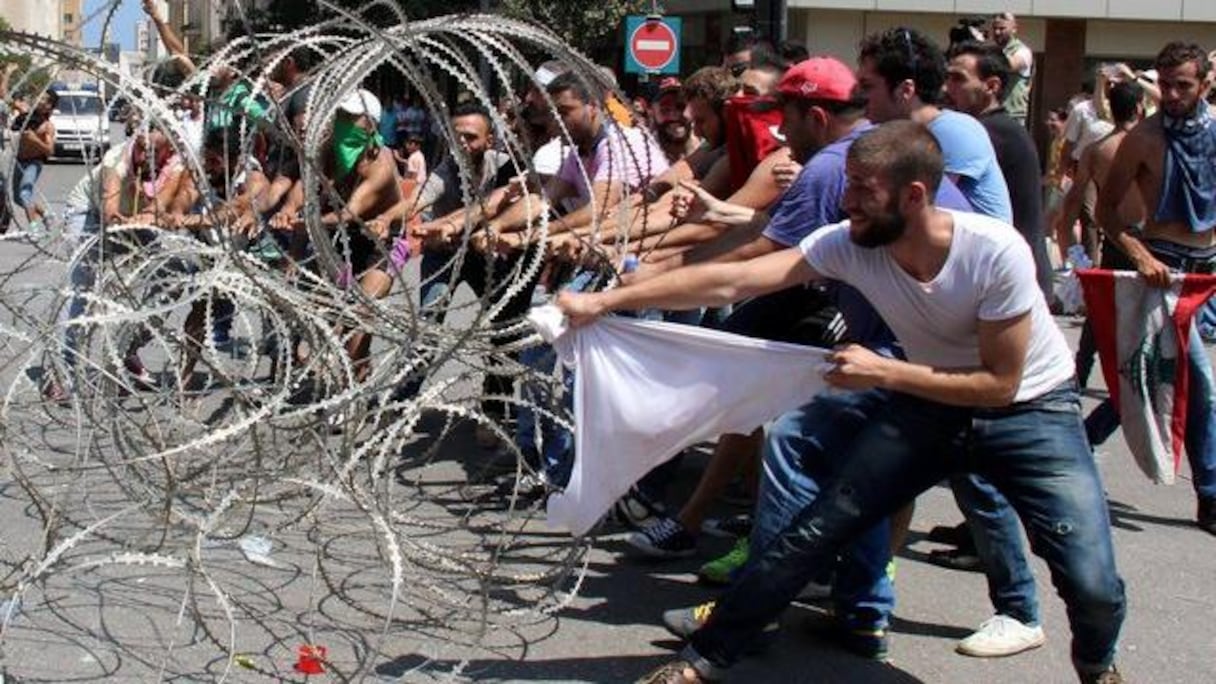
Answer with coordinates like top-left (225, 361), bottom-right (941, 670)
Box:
top-left (0, 157), bottom-right (1211, 683)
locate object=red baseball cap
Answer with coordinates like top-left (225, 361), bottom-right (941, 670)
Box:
top-left (657, 77), bottom-right (683, 94)
top-left (777, 57), bottom-right (857, 103)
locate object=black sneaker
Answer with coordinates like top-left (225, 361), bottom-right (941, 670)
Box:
top-left (926, 522), bottom-right (971, 546)
top-left (612, 487), bottom-right (667, 530)
top-left (1198, 497), bottom-right (1216, 536)
top-left (807, 617), bottom-right (891, 662)
top-left (662, 601), bottom-right (780, 654)
top-left (700, 514), bottom-right (752, 539)
top-left (626, 516), bottom-right (696, 559)
top-left (1078, 665), bottom-right (1123, 684)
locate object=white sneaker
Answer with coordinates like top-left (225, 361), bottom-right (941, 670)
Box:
top-left (956, 615), bottom-right (1046, 657)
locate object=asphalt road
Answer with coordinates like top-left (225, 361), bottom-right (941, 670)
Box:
top-left (0, 155), bottom-right (1212, 683)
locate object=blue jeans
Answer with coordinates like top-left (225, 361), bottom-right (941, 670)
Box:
top-left (516, 342), bottom-right (574, 487)
top-left (514, 269), bottom-right (600, 487)
top-left (12, 160), bottom-right (42, 210)
top-left (752, 389), bottom-right (894, 631)
top-left (951, 474), bottom-right (1040, 626)
top-left (1184, 322), bottom-right (1216, 499)
top-left (419, 249), bottom-right (453, 315)
top-left (687, 383), bottom-right (1125, 675)
top-left (1143, 239), bottom-right (1216, 500)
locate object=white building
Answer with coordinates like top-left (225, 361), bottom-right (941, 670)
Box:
top-left (138, 0), bottom-right (170, 61)
top-left (3, 0), bottom-right (66, 40)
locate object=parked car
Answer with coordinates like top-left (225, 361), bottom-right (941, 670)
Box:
top-left (50, 90), bottom-right (111, 160)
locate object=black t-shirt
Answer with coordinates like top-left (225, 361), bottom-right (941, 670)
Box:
top-left (261, 84), bottom-right (313, 180)
top-left (980, 108), bottom-right (1053, 297)
top-left (425, 151), bottom-right (515, 219)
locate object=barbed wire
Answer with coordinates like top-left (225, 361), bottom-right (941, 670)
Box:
top-left (0, 3), bottom-right (663, 678)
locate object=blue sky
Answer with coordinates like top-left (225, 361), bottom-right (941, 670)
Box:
top-left (83, 0), bottom-right (141, 50)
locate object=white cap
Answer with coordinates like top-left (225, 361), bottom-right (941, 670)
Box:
top-left (337, 88), bottom-right (383, 124)
top-left (534, 61), bottom-right (567, 88)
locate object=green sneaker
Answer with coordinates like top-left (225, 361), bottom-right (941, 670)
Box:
top-left (697, 536), bottom-right (749, 586)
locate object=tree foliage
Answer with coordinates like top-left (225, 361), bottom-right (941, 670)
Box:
top-left (498, 0), bottom-right (651, 61)
top-left (236, 0), bottom-right (485, 34)
top-left (233, 1), bottom-right (647, 61)
top-left (0, 15), bottom-right (54, 98)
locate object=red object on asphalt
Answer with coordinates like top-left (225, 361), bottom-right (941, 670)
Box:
top-left (293, 645), bottom-right (327, 675)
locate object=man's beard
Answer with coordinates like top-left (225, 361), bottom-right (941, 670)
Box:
top-left (850, 206), bottom-right (907, 248)
top-left (657, 120), bottom-right (690, 144)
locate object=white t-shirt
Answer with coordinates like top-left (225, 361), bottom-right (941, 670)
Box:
top-left (799, 210), bottom-right (1074, 402)
top-left (1064, 99), bottom-right (1114, 161)
top-left (179, 109), bottom-right (205, 155)
top-left (533, 137), bottom-right (566, 177)
top-left (66, 142), bottom-right (129, 212)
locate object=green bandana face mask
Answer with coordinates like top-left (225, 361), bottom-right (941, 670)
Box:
top-left (333, 117), bottom-right (382, 179)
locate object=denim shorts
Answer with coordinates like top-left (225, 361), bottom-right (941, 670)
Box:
top-left (12, 160), bottom-right (43, 209)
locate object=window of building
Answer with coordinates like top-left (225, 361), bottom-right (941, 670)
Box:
top-left (65, 13), bottom-right (74, 23)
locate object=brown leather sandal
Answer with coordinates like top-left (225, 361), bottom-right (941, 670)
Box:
top-left (635, 660), bottom-right (704, 684)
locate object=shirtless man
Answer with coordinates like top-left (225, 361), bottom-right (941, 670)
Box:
top-left (1059, 82), bottom-right (1146, 255)
top-left (10, 89), bottom-right (58, 231)
top-left (1098, 41), bottom-right (1216, 535)
top-left (275, 89), bottom-right (404, 386)
top-left (1061, 82), bottom-right (1145, 400)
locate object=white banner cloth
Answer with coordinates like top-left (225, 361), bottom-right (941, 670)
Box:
top-left (528, 305), bottom-right (833, 536)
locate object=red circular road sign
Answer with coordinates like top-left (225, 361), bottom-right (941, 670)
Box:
top-left (630, 20), bottom-right (678, 72)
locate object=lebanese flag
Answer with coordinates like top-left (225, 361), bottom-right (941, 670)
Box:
top-left (1078, 269), bottom-right (1216, 483)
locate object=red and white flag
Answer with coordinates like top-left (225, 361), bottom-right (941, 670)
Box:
top-left (1078, 269), bottom-right (1216, 483)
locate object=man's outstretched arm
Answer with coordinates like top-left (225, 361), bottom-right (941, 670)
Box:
top-left (557, 247), bottom-right (818, 326)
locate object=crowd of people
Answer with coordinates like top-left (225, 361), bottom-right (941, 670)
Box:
top-left (3, 5), bottom-right (1215, 683)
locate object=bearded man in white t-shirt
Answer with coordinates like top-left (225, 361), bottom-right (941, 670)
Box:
top-left (558, 121), bottom-right (1126, 684)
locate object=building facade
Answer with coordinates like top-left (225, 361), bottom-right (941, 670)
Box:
top-left (61, 0), bottom-right (82, 46)
top-left (166, 0), bottom-right (224, 53)
top-left (3, 0), bottom-right (66, 40)
top-left (137, 1), bottom-right (170, 62)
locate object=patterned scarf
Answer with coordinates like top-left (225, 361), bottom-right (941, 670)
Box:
top-left (1157, 103), bottom-right (1216, 233)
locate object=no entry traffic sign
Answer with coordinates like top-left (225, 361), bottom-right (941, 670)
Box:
top-left (624, 15), bottom-right (682, 75)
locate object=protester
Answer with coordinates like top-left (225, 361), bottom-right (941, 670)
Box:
top-left (272, 89), bottom-right (404, 388)
top-left (396, 134), bottom-right (427, 185)
top-left (945, 40), bottom-right (1053, 296)
top-left (648, 77), bottom-right (701, 165)
top-left (1096, 41), bottom-right (1216, 537)
top-left (1044, 105), bottom-right (1071, 261)
top-left (1060, 71), bottom-right (1116, 264)
top-left (0, 62), bottom-right (17, 234)
top-left (558, 121), bottom-right (1126, 684)
top-left (988, 13), bottom-right (1034, 126)
top-left (857, 28), bottom-right (1052, 661)
top-left (398, 101), bottom-right (519, 446)
top-left (10, 88), bottom-right (58, 232)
